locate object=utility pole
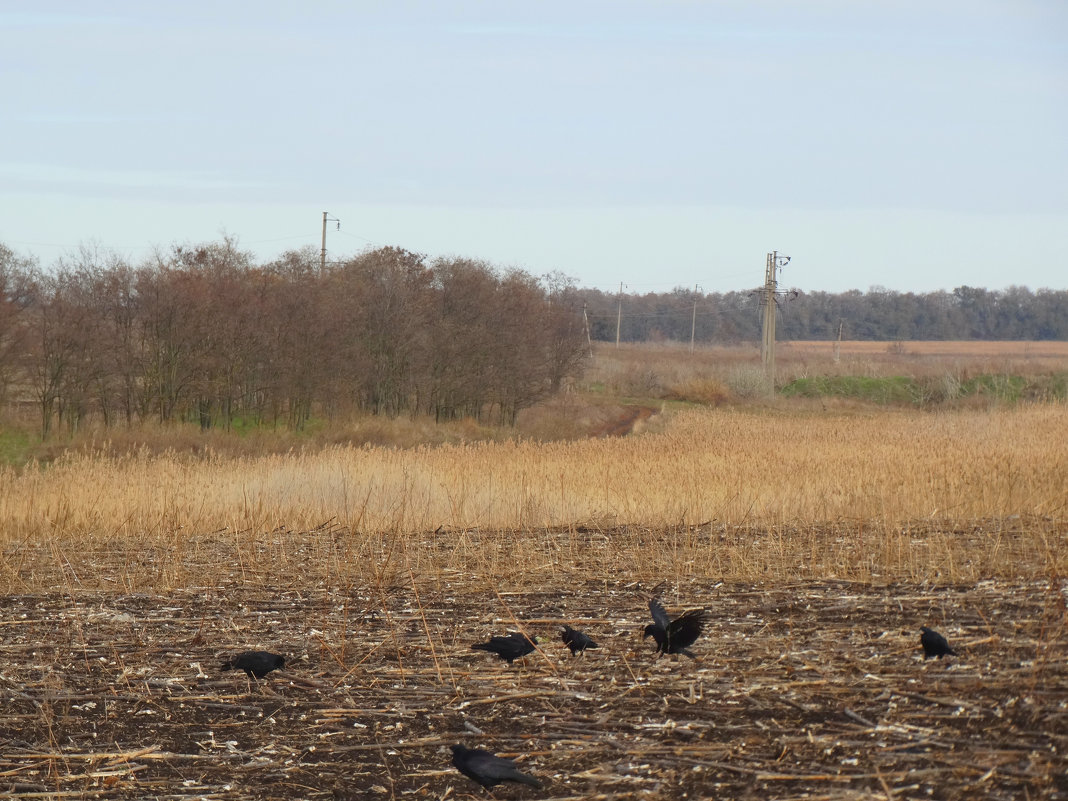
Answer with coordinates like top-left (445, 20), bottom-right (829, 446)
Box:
top-left (833, 319), bottom-right (844, 363)
top-left (615, 282), bottom-right (625, 349)
top-left (759, 251), bottom-right (792, 383)
top-left (582, 302), bottom-right (594, 359)
top-left (320, 211), bottom-right (340, 272)
top-left (690, 284), bottom-right (702, 354)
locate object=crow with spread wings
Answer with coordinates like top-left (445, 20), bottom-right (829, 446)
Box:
top-left (643, 598), bottom-right (709, 658)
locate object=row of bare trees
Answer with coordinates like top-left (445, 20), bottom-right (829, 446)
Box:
top-left (0, 241), bottom-right (589, 437)
top-left (582, 284), bottom-right (1068, 343)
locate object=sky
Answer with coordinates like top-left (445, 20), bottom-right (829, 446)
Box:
top-left (1, 1), bottom-right (1066, 294)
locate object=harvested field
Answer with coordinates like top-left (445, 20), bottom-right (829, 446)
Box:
top-left (2, 526), bottom-right (1066, 800)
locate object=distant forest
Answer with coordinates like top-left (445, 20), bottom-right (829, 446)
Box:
top-left (582, 285), bottom-right (1068, 344)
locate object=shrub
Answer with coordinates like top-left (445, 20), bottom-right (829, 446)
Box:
top-left (665, 377), bottom-right (732, 406)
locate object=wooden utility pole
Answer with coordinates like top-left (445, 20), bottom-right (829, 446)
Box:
top-left (615, 282), bottom-right (624, 349)
top-left (760, 251), bottom-right (791, 382)
top-left (320, 211), bottom-right (339, 271)
top-left (582, 302), bottom-right (594, 358)
top-left (690, 284), bottom-right (701, 354)
top-left (760, 253), bottom-right (777, 378)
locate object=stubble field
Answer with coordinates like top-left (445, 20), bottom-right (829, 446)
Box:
top-left (1, 398), bottom-right (1066, 799)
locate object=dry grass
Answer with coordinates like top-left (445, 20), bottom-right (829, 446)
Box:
top-left (1, 403), bottom-right (1065, 591)
top-left (587, 341), bottom-right (1068, 400)
top-left (786, 340), bottom-right (1068, 358)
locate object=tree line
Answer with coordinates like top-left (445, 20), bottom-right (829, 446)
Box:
top-left (583, 284), bottom-right (1068, 344)
top-left (4, 235), bottom-right (1063, 437)
top-left (0, 241), bottom-right (589, 436)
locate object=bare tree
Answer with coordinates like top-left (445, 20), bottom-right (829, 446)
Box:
top-left (0, 244), bottom-right (36, 409)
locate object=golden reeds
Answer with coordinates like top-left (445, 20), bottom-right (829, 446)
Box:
top-left (3, 404), bottom-right (1064, 534)
top-left (1, 404), bottom-right (1065, 590)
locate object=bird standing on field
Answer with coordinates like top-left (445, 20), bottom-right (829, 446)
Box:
top-left (220, 651), bottom-right (285, 692)
top-left (920, 626), bottom-right (957, 659)
top-left (220, 650), bottom-right (286, 679)
top-left (560, 624), bottom-right (599, 656)
top-left (471, 632), bottom-right (538, 663)
top-left (450, 744), bottom-right (541, 790)
top-left (644, 598), bottom-right (709, 658)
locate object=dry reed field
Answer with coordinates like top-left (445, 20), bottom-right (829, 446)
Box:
top-left (2, 404), bottom-right (1065, 556)
top-left (1, 402), bottom-right (1066, 799)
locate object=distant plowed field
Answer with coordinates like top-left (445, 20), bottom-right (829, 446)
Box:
top-left (1, 532), bottom-right (1065, 800)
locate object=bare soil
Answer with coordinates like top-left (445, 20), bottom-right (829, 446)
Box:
top-left (1, 535), bottom-right (1065, 800)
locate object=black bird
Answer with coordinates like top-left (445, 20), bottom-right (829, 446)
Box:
top-left (920, 626), bottom-right (957, 659)
top-left (220, 650), bottom-right (286, 679)
top-left (451, 744), bottom-right (541, 790)
top-left (643, 598), bottom-right (709, 658)
top-left (472, 631), bottom-right (538, 663)
top-left (560, 624), bottom-right (599, 656)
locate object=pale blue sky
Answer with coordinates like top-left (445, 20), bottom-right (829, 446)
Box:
top-left (1, 1), bottom-right (1065, 293)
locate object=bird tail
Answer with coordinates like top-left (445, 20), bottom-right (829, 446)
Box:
top-left (471, 643), bottom-right (493, 653)
top-left (220, 660), bottom-right (233, 672)
top-left (514, 771), bottom-right (542, 788)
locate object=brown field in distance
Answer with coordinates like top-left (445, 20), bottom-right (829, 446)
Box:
top-left (784, 339), bottom-right (1068, 357)
top-left (582, 340), bottom-right (1068, 400)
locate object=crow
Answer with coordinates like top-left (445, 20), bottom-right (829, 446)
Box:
top-left (472, 632), bottom-right (538, 663)
top-left (560, 624), bottom-right (599, 656)
top-left (220, 650), bottom-right (286, 679)
top-left (644, 598), bottom-right (709, 658)
top-left (920, 626), bottom-right (957, 659)
top-left (451, 744), bottom-right (541, 790)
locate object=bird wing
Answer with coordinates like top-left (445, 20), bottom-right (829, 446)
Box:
top-left (921, 628), bottom-right (948, 648)
top-left (667, 609), bottom-right (708, 651)
top-left (563, 627), bottom-right (597, 650)
top-left (510, 632), bottom-right (538, 650)
top-left (648, 598), bottom-right (671, 629)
